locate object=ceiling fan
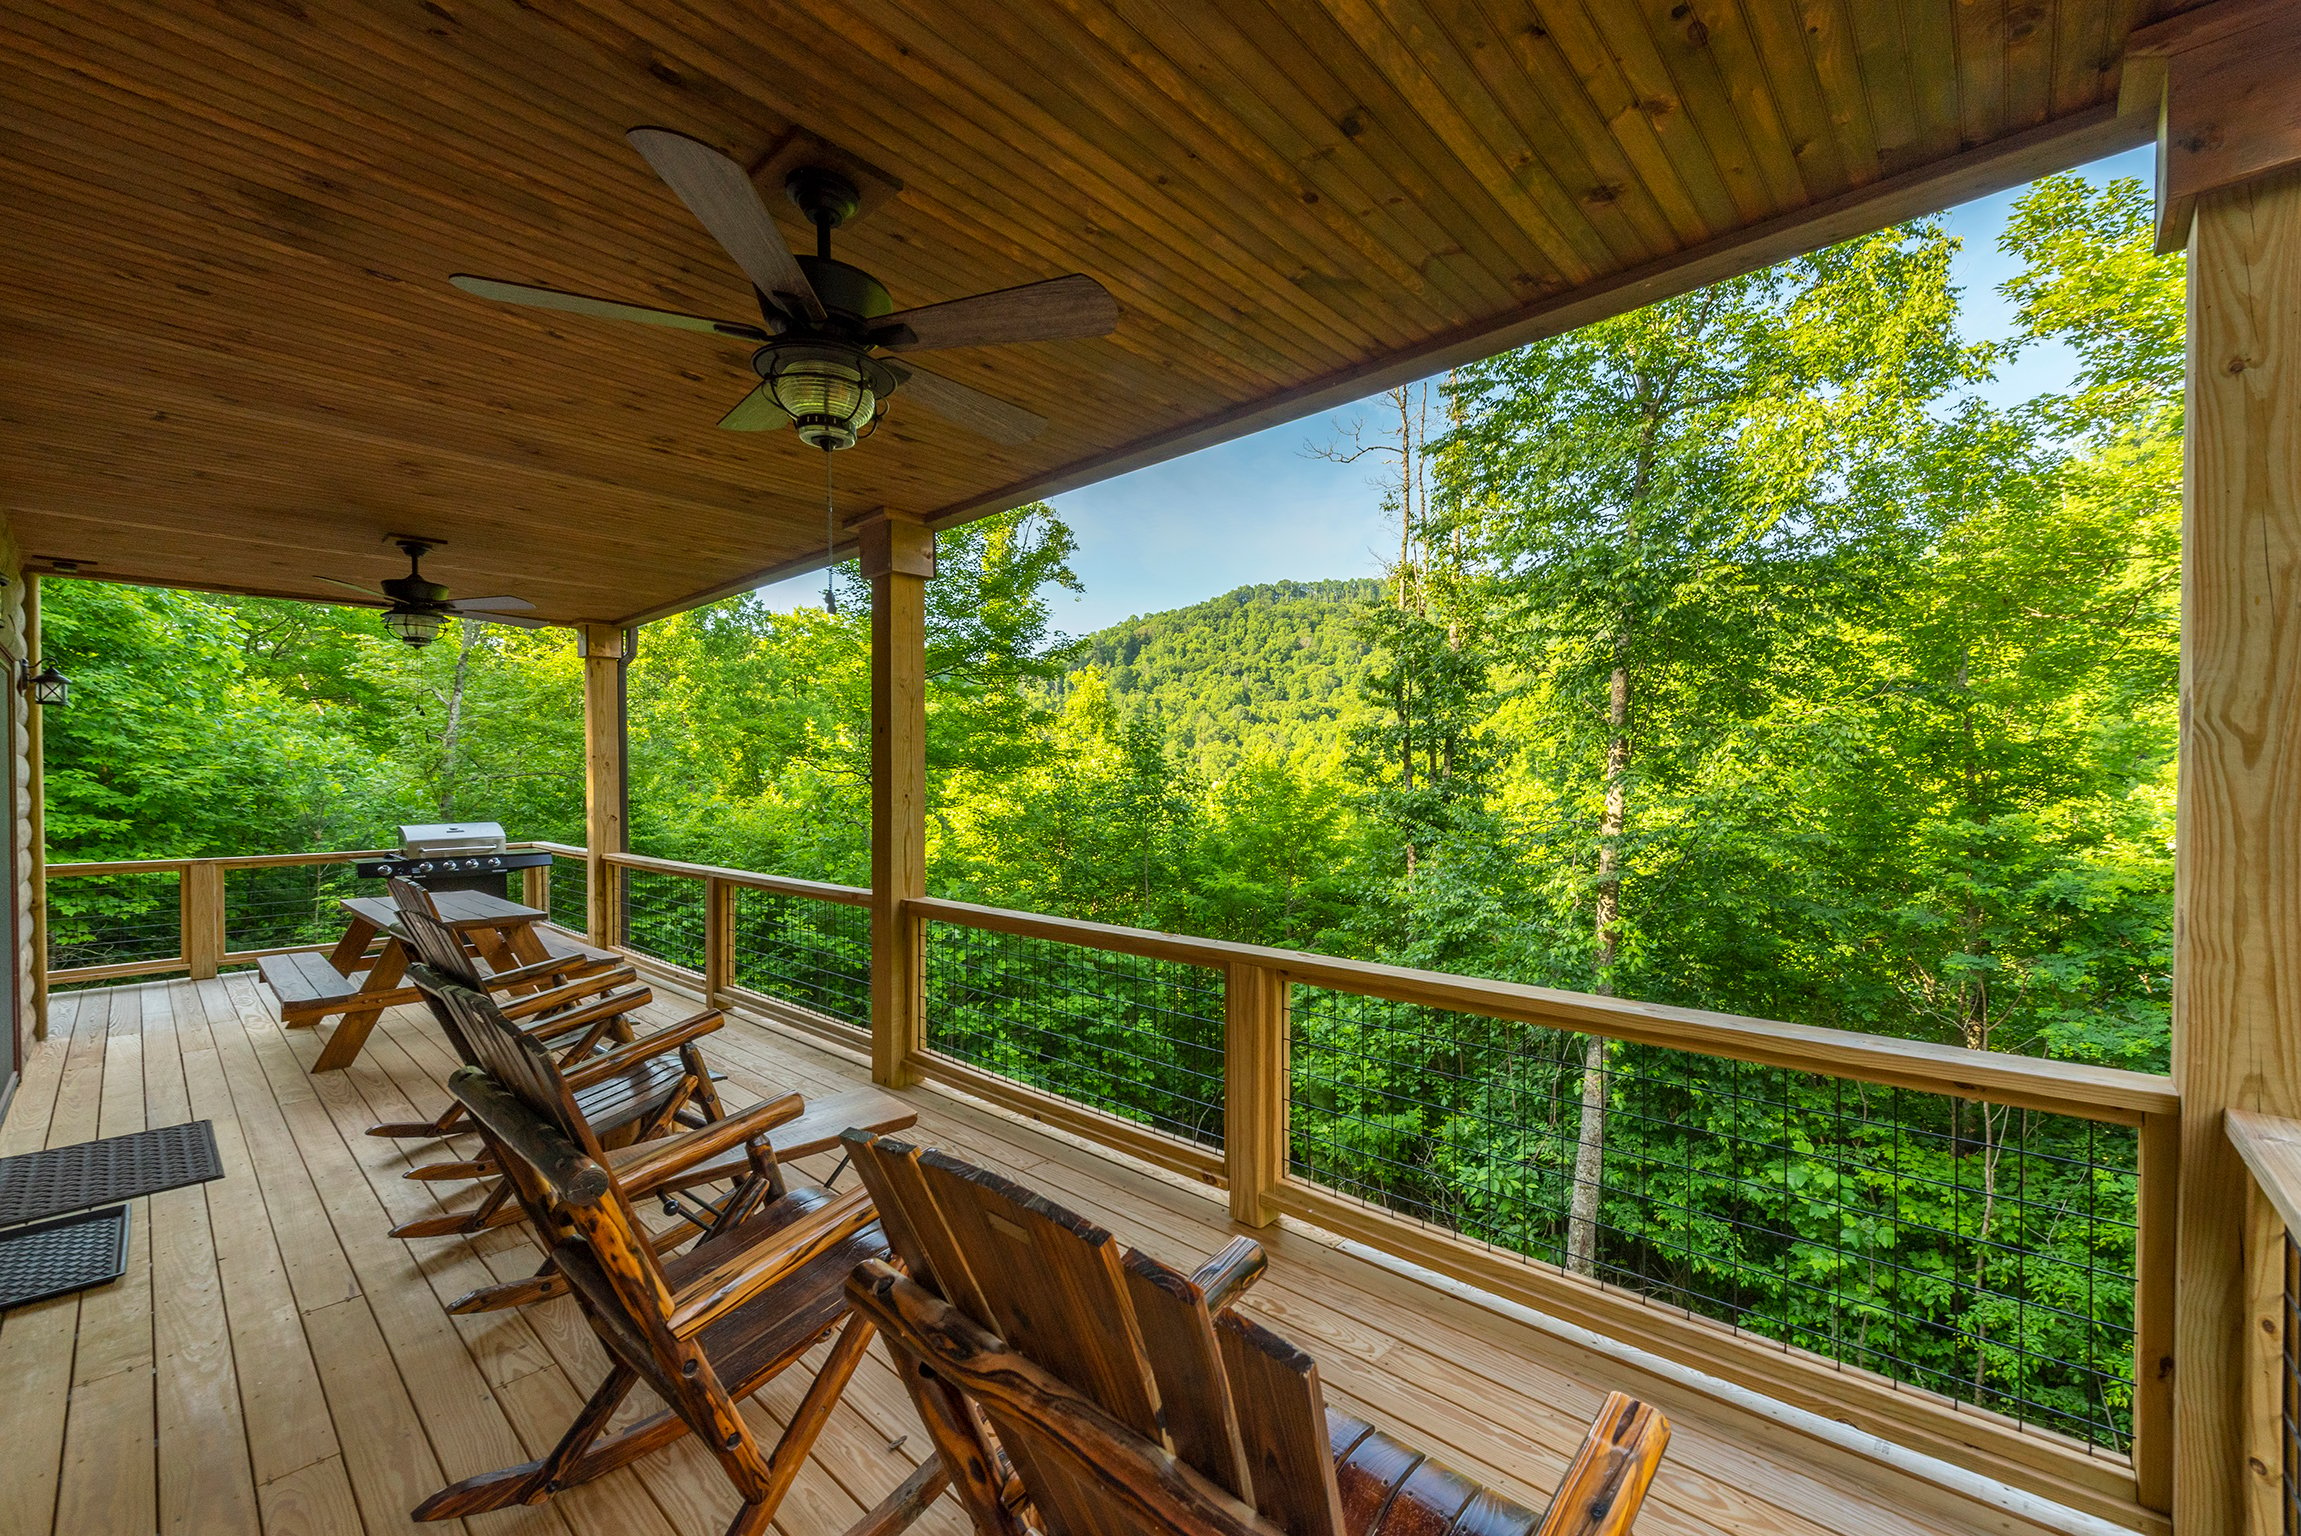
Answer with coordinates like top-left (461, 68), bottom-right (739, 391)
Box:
top-left (318, 537), bottom-right (544, 649)
top-left (449, 127), bottom-right (1121, 452)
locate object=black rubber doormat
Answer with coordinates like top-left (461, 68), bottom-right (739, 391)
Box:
top-left (0, 1205), bottom-right (130, 1309)
top-left (0, 1121), bottom-right (223, 1226)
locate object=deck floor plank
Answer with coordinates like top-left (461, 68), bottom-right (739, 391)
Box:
top-left (0, 975), bottom-right (2109, 1536)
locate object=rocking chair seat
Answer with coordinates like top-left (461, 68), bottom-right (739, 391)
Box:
top-left (1329, 1410), bottom-right (1539, 1536)
top-left (572, 1052), bottom-right (694, 1134)
top-left (660, 1186), bottom-right (890, 1394)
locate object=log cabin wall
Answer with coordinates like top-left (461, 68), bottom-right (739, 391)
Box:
top-left (0, 517), bottom-right (31, 1113)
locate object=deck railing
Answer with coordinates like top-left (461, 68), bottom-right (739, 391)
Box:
top-left (41, 846), bottom-right (561, 986)
top-left (553, 843), bottom-right (2178, 1527)
top-left (43, 840), bottom-right (2181, 1525)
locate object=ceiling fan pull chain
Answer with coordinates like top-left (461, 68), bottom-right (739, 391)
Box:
top-left (823, 445), bottom-right (838, 616)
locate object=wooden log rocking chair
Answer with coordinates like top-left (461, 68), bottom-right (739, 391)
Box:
top-left (416, 968), bottom-right (896, 1534)
top-left (841, 1131), bottom-right (1674, 1536)
top-left (398, 929), bottom-right (914, 1313)
top-left (383, 876), bottom-right (734, 1247)
top-left (366, 876), bottom-right (662, 1146)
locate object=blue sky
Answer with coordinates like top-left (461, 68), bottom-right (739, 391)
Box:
top-left (758, 144), bottom-right (2155, 634)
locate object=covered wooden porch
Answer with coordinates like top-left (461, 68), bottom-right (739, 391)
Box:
top-left (4, 0), bottom-right (2301, 1533)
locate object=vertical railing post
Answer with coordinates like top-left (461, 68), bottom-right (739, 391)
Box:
top-left (521, 860), bottom-right (549, 915)
top-left (2241, 1179), bottom-right (2284, 1536)
top-left (704, 876), bottom-right (734, 1007)
top-left (1224, 961), bottom-right (1288, 1228)
top-left (181, 860), bottom-right (224, 981)
top-left (579, 625), bottom-right (629, 951)
top-left (2133, 1109), bottom-right (2179, 1514)
top-left (859, 510), bottom-right (933, 1089)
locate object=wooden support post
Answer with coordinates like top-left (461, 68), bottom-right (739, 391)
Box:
top-left (522, 861), bottom-right (549, 915)
top-left (2129, 7), bottom-right (2301, 1530)
top-left (2132, 1109), bottom-right (2180, 1513)
top-left (1224, 962), bottom-right (1288, 1228)
top-left (25, 574), bottom-right (46, 1040)
top-left (579, 624), bottom-right (630, 951)
top-left (859, 509), bottom-right (932, 1089)
top-left (704, 876), bottom-right (735, 1006)
top-left (180, 861), bottom-right (224, 981)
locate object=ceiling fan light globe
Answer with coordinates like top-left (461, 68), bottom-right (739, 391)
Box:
top-left (383, 606), bottom-right (444, 647)
top-left (760, 342), bottom-right (888, 452)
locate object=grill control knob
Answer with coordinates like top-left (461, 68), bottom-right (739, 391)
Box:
top-left (415, 861), bottom-right (434, 874)
top-left (487, 856), bottom-right (503, 868)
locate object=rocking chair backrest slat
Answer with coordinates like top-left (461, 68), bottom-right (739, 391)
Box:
top-left (842, 1132), bottom-right (987, 1319)
top-left (1121, 1251), bottom-right (1254, 1503)
top-left (1215, 1313), bottom-right (1345, 1536)
top-left (914, 1148), bottom-right (1163, 1445)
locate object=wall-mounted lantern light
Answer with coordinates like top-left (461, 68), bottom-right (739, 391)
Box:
top-left (20, 660), bottom-right (69, 708)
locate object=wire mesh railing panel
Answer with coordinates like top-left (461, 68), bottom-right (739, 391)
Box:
top-left (548, 855), bottom-right (588, 934)
top-left (225, 861), bottom-right (371, 955)
top-left (924, 923), bottom-right (1225, 1149)
top-left (1287, 988), bottom-right (2139, 1450)
top-left (623, 870), bottom-right (707, 973)
top-left (48, 872), bottom-right (183, 974)
top-left (731, 888), bottom-right (869, 1028)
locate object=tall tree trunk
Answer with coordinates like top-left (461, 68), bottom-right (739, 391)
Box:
top-left (1566, 642), bottom-right (1629, 1274)
top-left (436, 619), bottom-right (477, 818)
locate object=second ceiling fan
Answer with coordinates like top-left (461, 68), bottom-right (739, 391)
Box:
top-left (453, 128), bottom-right (1120, 451)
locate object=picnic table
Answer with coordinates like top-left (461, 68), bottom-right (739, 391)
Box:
top-left (258, 888), bottom-right (607, 1072)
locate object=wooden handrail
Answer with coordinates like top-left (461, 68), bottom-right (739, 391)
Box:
top-left (2229, 1109), bottom-right (2301, 1236)
top-left (599, 848), bottom-right (870, 906)
top-left (50, 848), bottom-right (394, 876)
top-left (909, 895), bottom-right (2177, 1126)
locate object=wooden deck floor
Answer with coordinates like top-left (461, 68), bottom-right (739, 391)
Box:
top-left (0, 974), bottom-right (2106, 1536)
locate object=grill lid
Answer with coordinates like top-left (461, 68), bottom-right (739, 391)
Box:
top-left (398, 821), bottom-right (507, 856)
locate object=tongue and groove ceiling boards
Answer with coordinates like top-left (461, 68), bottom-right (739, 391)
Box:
top-left (0, 0), bottom-right (2168, 625)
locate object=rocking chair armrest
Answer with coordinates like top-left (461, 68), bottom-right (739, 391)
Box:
top-left (497, 968), bottom-right (642, 1020)
top-left (480, 952), bottom-right (612, 990)
top-left (1191, 1237), bottom-right (1268, 1315)
top-left (615, 1092), bottom-right (806, 1197)
top-left (559, 1010), bottom-right (724, 1089)
top-left (668, 1184), bottom-right (878, 1338)
top-left (1535, 1392), bottom-right (1671, 1536)
top-left (520, 988), bottom-right (652, 1048)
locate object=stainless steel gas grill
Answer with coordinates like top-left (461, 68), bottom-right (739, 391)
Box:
top-left (355, 822), bottom-right (553, 898)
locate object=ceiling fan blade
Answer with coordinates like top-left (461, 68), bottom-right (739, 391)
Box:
top-left (471, 612), bottom-right (549, 630)
top-left (314, 575), bottom-right (386, 600)
top-left (449, 275), bottom-right (770, 341)
top-left (717, 385), bottom-right (793, 432)
top-left (878, 275), bottom-right (1119, 351)
top-left (626, 128), bottom-right (824, 322)
top-left (446, 595), bottom-right (537, 613)
top-left (893, 365), bottom-right (1048, 446)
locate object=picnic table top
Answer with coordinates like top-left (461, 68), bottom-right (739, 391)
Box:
top-left (339, 889), bottom-right (546, 933)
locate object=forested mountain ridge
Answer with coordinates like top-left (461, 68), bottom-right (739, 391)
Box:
top-left (1068, 578), bottom-right (1380, 770)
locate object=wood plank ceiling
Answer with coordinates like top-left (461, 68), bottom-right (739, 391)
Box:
top-left (0, 0), bottom-right (2177, 626)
